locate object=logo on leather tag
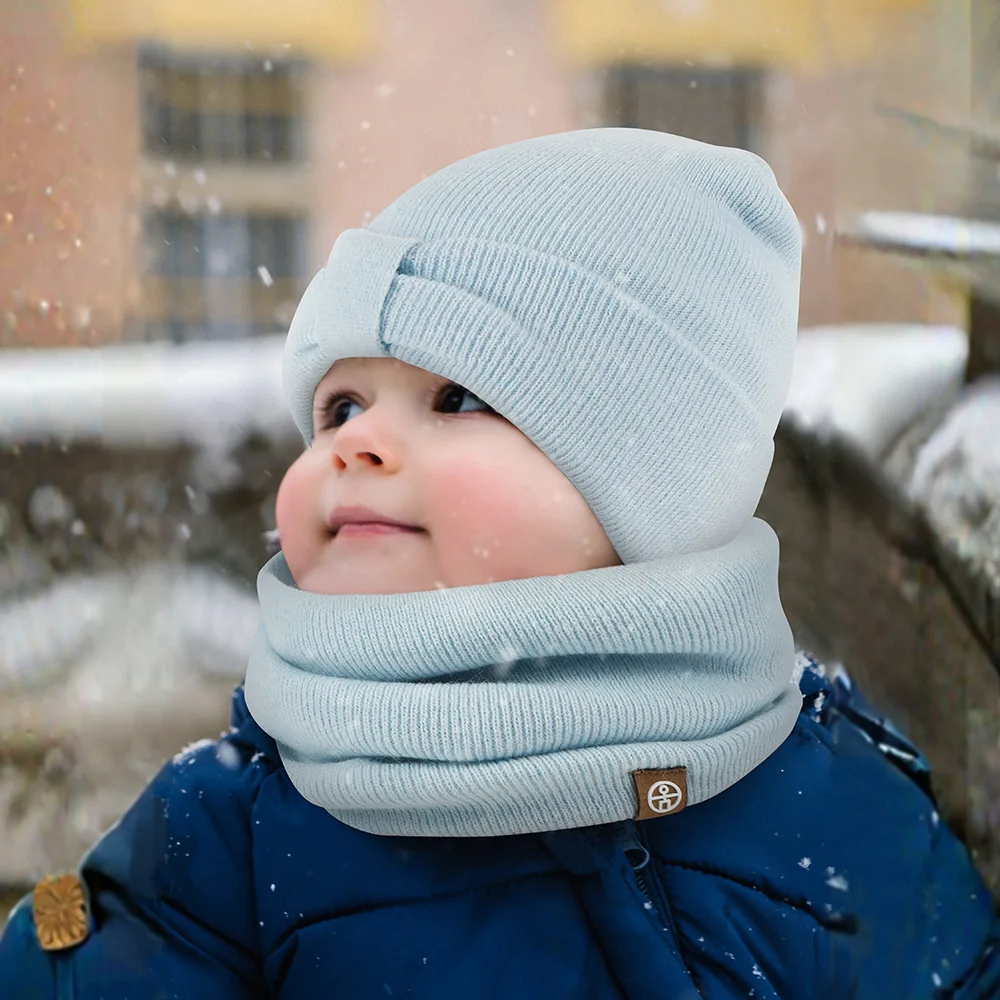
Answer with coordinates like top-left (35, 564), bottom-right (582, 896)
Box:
top-left (632, 768), bottom-right (688, 820)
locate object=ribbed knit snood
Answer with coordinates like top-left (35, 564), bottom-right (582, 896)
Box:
top-left (244, 519), bottom-right (799, 838)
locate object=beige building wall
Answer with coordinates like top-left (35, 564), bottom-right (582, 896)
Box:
top-left (0, 1), bottom-right (140, 348)
top-left (305, 0), bottom-right (579, 264)
top-left (0, 0), bottom-right (974, 347)
top-left (766, 0), bottom-right (971, 329)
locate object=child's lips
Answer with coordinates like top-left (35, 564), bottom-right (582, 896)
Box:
top-left (327, 505), bottom-right (421, 537)
top-left (334, 522), bottom-right (423, 539)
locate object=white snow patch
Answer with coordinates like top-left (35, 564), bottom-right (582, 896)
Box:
top-left (0, 563), bottom-right (258, 692)
top-left (0, 574), bottom-right (117, 690)
top-left (784, 324), bottom-right (968, 458)
top-left (908, 378), bottom-right (1000, 588)
top-left (0, 335), bottom-right (295, 447)
top-left (851, 211), bottom-right (1000, 258)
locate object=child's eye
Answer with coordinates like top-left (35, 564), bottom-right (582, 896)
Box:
top-left (315, 383), bottom-right (495, 430)
top-left (436, 384), bottom-right (495, 415)
top-left (318, 395), bottom-right (363, 429)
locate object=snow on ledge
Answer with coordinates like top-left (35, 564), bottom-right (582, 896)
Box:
top-left (0, 325), bottom-right (972, 467)
top-left (848, 212), bottom-right (1000, 258)
top-left (0, 335), bottom-right (297, 447)
top-left (783, 324), bottom-right (969, 458)
top-left (909, 378), bottom-right (1000, 590)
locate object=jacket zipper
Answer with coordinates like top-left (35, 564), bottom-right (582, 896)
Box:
top-left (619, 819), bottom-right (670, 930)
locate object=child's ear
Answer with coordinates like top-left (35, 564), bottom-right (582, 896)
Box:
top-left (264, 529), bottom-right (282, 557)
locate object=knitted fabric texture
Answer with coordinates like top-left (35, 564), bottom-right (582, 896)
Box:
top-left (282, 127), bottom-right (802, 563)
top-left (245, 519), bottom-right (801, 837)
top-left (247, 127), bottom-right (804, 837)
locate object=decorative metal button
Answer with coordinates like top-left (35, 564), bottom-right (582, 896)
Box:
top-left (32, 872), bottom-right (90, 951)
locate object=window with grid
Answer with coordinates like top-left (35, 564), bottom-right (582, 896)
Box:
top-left (142, 210), bottom-right (309, 341)
top-left (139, 48), bottom-right (306, 163)
top-left (603, 66), bottom-right (765, 153)
top-left (138, 48), bottom-right (310, 340)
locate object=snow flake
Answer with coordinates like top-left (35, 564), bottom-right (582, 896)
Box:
top-left (798, 857), bottom-right (812, 869)
top-left (826, 874), bottom-right (849, 892)
top-left (216, 741), bottom-right (240, 769)
top-left (751, 964), bottom-right (764, 979)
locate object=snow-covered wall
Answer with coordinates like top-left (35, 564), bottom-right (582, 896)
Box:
top-left (0, 335), bottom-right (296, 448)
top-left (909, 377), bottom-right (1000, 596)
top-left (784, 323), bottom-right (968, 459)
top-left (0, 564), bottom-right (258, 883)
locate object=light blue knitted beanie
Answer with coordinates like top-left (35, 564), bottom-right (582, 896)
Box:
top-left (246, 128), bottom-right (804, 838)
top-left (283, 126), bottom-right (801, 563)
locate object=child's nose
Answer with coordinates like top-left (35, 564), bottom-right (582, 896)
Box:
top-left (331, 416), bottom-right (403, 474)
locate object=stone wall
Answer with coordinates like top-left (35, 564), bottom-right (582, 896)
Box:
top-left (0, 433), bottom-right (299, 892)
top-left (759, 416), bottom-right (1000, 898)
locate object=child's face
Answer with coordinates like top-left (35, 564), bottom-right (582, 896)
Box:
top-left (275, 357), bottom-right (620, 595)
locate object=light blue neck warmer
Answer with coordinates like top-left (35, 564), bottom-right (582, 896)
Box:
top-left (244, 518), bottom-right (799, 838)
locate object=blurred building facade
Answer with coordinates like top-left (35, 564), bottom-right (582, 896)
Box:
top-left (0, 0), bottom-right (971, 349)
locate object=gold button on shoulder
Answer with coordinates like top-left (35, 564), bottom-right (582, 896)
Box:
top-left (32, 872), bottom-right (90, 951)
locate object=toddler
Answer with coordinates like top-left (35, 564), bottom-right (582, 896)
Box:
top-left (2, 128), bottom-right (998, 999)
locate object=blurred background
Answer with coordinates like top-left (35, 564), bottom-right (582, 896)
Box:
top-left (1, 0), bottom-right (998, 915)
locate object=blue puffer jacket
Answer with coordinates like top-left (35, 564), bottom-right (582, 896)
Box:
top-left (2, 661), bottom-right (999, 999)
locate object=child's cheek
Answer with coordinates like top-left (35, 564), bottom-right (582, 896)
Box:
top-left (420, 443), bottom-right (564, 582)
top-left (421, 451), bottom-right (518, 545)
top-left (274, 454), bottom-right (322, 578)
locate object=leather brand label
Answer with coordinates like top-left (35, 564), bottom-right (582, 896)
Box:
top-left (632, 767), bottom-right (688, 820)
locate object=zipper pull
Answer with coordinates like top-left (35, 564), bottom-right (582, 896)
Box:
top-left (612, 821), bottom-right (651, 870)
